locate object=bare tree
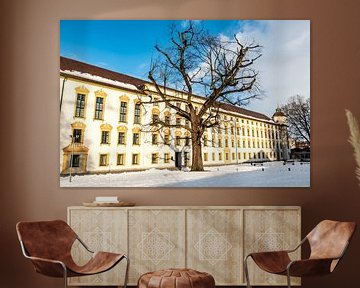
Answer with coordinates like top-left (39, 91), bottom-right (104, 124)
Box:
top-left (280, 95), bottom-right (310, 145)
top-left (138, 22), bottom-right (261, 171)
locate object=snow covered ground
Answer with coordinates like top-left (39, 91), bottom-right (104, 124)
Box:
top-left (60, 161), bottom-right (310, 187)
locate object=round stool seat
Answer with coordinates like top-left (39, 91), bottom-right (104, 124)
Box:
top-left (138, 268), bottom-right (215, 288)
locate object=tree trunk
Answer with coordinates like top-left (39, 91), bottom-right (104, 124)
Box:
top-left (191, 130), bottom-right (204, 171)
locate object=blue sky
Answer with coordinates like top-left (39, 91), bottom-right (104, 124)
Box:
top-left (60, 20), bottom-right (247, 78)
top-left (60, 20), bottom-right (309, 116)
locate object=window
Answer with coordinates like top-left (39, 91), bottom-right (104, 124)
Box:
top-left (237, 140), bottom-right (240, 147)
top-left (75, 93), bottom-right (86, 118)
top-left (119, 101), bottom-right (127, 122)
top-left (231, 127), bottom-right (234, 135)
top-left (152, 133), bottom-right (158, 145)
top-left (225, 153), bottom-right (229, 161)
top-left (164, 153), bottom-right (170, 163)
top-left (151, 153), bottom-right (158, 164)
top-left (175, 136), bottom-right (181, 146)
top-left (132, 153), bottom-right (139, 165)
top-left (164, 134), bottom-right (170, 145)
top-left (185, 120), bottom-right (190, 128)
top-left (176, 117), bottom-right (181, 127)
top-left (133, 133), bottom-right (140, 145)
top-left (134, 103), bottom-right (141, 124)
top-left (225, 138), bottom-right (229, 148)
top-left (231, 140), bottom-right (235, 147)
top-left (71, 154), bottom-right (80, 167)
top-left (101, 131), bottom-right (110, 144)
top-left (204, 153), bottom-right (208, 161)
top-left (238, 152), bottom-right (241, 160)
top-left (152, 114), bottom-right (159, 124)
top-left (117, 153), bottom-right (125, 165)
top-left (72, 129), bottom-right (82, 143)
top-left (218, 138), bottom-right (222, 148)
top-left (212, 153), bottom-right (215, 161)
top-left (118, 132), bottom-right (125, 145)
top-left (165, 115), bottom-right (170, 125)
top-left (99, 154), bottom-right (108, 166)
top-left (219, 152), bottom-right (222, 161)
top-left (236, 127), bottom-right (240, 135)
top-left (94, 97), bottom-right (104, 120)
top-left (232, 153), bottom-right (235, 160)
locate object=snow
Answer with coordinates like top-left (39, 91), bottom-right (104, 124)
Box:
top-left (61, 70), bottom-right (138, 91)
top-left (60, 161), bottom-right (310, 188)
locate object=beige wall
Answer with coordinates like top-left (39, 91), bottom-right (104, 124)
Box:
top-left (1, 0), bottom-right (360, 287)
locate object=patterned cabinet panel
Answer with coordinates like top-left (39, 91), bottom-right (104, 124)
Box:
top-left (243, 208), bottom-right (301, 286)
top-left (68, 208), bottom-right (127, 286)
top-left (128, 209), bottom-right (186, 284)
top-left (187, 209), bottom-right (243, 285)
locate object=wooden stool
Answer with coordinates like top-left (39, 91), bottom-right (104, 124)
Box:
top-left (138, 268), bottom-right (215, 288)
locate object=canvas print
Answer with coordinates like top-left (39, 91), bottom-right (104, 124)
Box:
top-left (60, 20), bottom-right (310, 187)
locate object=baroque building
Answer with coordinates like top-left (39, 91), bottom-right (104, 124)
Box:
top-left (60, 57), bottom-right (290, 175)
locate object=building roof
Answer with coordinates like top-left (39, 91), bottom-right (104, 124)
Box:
top-left (60, 56), bottom-right (272, 122)
top-left (273, 108), bottom-right (286, 117)
top-left (60, 56), bottom-right (147, 88)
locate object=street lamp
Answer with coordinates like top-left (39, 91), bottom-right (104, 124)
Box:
top-left (69, 135), bottom-right (74, 182)
top-left (234, 118), bottom-right (239, 166)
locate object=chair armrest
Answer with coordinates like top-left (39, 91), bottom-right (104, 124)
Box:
top-left (25, 255), bottom-right (67, 278)
top-left (287, 258), bottom-right (335, 277)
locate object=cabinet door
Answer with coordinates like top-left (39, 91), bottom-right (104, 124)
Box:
top-left (243, 208), bottom-right (301, 286)
top-left (128, 209), bottom-right (186, 284)
top-left (186, 209), bottom-right (243, 285)
top-left (68, 208), bottom-right (127, 286)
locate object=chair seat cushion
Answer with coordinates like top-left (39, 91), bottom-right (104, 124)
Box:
top-left (250, 251), bottom-right (291, 274)
top-left (67, 252), bottom-right (124, 276)
top-left (138, 268), bottom-right (215, 288)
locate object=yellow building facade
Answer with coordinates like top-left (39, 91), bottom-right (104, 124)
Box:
top-left (60, 57), bottom-right (289, 175)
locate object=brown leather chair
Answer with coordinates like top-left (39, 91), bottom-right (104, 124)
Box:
top-left (16, 220), bottom-right (129, 288)
top-left (244, 220), bottom-right (356, 288)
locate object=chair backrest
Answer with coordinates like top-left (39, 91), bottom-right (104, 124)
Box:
top-left (16, 220), bottom-right (77, 261)
top-left (307, 220), bottom-right (356, 261)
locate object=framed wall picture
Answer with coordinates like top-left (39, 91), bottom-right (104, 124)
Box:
top-left (60, 20), bottom-right (310, 187)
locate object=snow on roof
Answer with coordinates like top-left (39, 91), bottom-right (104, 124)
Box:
top-left (60, 56), bottom-right (274, 123)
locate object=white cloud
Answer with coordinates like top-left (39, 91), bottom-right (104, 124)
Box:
top-left (234, 20), bottom-right (310, 117)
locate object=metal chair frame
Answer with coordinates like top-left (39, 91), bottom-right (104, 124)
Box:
top-left (244, 236), bottom-right (350, 288)
top-left (19, 233), bottom-right (129, 288)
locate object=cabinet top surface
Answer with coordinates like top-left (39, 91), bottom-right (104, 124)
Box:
top-left (68, 205), bottom-right (301, 210)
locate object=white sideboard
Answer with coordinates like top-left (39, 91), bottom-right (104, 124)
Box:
top-left (67, 206), bottom-right (301, 286)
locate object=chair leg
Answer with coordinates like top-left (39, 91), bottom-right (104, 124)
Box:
top-left (62, 265), bottom-right (68, 288)
top-left (123, 255), bottom-right (130, 288)
top-left (244, 255), bottom-right (252, 288)
top-left (286, 270), bottom-right (291, 288)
